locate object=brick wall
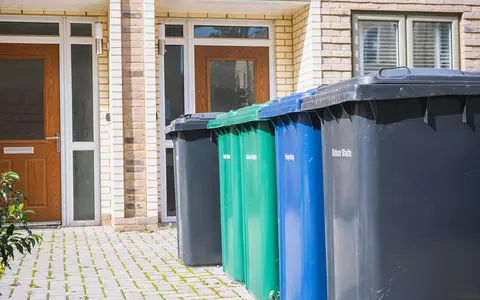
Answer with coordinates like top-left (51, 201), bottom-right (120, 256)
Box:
top-left (293, 2), bottom-right (322, 92)
top-left (320, 0), bottom-right (480, 85)
top-left (121, 0), bottom-right (148, 219)
top-left (114, 0), bottom-right (158, 229)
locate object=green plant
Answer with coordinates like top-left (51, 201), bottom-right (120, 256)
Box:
top-left (0, 171), bottom-right (41, 273)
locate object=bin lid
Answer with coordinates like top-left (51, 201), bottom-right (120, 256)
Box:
top-left (301, 67), bottom-right (480, 111)
top-left (224, 103), bottom-right (271, 126)
top-left (207, 110), bottom-right (237, 129)
top-left (166, 113), bottom-right (222, 133)
top-left (259, 89), bottom-right (317, 118)
top-left (208, 103), bottom-right (271, 128)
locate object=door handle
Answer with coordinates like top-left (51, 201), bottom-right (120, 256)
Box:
top-left (46, 133), bottom-right (61, 153)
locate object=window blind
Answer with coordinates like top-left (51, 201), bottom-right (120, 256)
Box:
top-left (412, 22), bottom-right (452, 69)
top-left (359, 21), bottom-right (399, 74)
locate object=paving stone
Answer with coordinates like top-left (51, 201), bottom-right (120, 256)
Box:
top-left (0, 227), bottom-right (253, 299)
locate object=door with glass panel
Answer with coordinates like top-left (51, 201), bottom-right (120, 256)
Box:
top-left (0, 44), bottom-right (61, 222)
top-left (195, 46), bottom-right (270, 112)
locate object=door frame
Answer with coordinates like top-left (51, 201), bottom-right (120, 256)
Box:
top-left (158, 18), bottom-right (275, 222)
top-left (0, 15), bottom-right (100, 226)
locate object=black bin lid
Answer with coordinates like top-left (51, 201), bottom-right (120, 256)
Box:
top-left (165, 113), bottom-right (222, 134)
top-left (301, 67), bottom-right (480, 111)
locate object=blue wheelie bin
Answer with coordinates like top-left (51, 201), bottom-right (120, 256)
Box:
top-left (259, 89), bottom-right (327, 300)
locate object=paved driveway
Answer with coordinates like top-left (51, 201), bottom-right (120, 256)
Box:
top-left (0, 226), bottom-right (252, 300)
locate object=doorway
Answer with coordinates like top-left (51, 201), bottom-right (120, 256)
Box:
top-left (0, 16), bottom-right (101, 226)
top-left (159, 20), bottom-right (275, 222)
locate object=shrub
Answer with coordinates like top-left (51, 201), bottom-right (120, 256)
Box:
top-left (0, 171), bottom-right (41, 274)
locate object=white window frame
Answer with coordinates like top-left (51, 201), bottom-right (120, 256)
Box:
top-left (158, 18), bottom-right (276, 223)
top-left (406, 15), bottom-right (459, 70)
top-left (353, 13), bottom-right (459, 76)
top-left (0, 15), bottom-right (101, 226)
top-left (158, 20), bottom-right (188, 223)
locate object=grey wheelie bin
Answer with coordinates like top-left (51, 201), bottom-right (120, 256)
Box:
top-left (166, 113), bottom-right (222, 266)
top-left (300, 67), bottom-right (480, 300)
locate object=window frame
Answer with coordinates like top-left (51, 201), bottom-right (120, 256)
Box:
top-left (353, 13), bottom-right (459, 76)
top-left (353, 14), bottom-right (406, 76)
top-left (158, 19), bottom-right (188, 223)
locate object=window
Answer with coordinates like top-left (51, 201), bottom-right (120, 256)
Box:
top-left (166, 25), bottom-right (183, 37)
top-left (71, 23), bottom-right (92, 37)
top-left (194, 25), bottom-right (269, 39)
top-left (0, 21), bottom-right (59, 36)
top-left (353, 14), bottom-right (459, 75)
top-left (160, 23), bottom-right (187, 221)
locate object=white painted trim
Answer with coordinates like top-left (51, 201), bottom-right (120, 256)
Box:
top-left (158, 18), bottom-right (276, 223)
top-left (158, 20), bottom-right (188, 223)
top-left (0, 15), bottom-right (63, 23)
top-left (0, 36), bottom-right (61, 43)
top-left (0, 15), bottom-right (100, 227)
top-left (64, 16), bottom-right (100, 226)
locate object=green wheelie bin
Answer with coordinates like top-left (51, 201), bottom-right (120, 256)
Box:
top-left (213, 104), bottom-right (279, 300)
top-left (208, 112), bottom-right (245, 283)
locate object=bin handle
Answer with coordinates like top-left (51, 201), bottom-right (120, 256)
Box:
top-left (378, 66), bottom-right (411, 79)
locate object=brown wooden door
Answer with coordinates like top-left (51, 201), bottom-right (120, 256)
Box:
top-left (0, 44), bottom-right (61, 222)
top-left (195, 46), bottom-right (269, 112)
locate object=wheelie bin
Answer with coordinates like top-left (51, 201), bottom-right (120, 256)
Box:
top-left (301, 67), bottom-right (480, 300)
top-left (165, 113), bottom-right (222, 266)
top-left (259, 89), bottom-right (327, 300)
top-left (208, 111), bottom-right (246, 282)
top-left (209, 104), bottom-right (280, 299)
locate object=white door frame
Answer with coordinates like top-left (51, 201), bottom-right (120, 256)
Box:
top-left (0, 15), bottom-right (101, 226)
top-left (158, 18), bottom-right (276, 222)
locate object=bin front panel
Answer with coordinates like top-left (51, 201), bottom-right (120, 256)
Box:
top-left (172, 130), bottom-right (222, 266)
top-left (223, 126), bottom-right (245, 282)
top-left (275, 113), bottom-right (327, 300)
top-left (241, 121), bottom-right (279, 299)
top-left (323, 97), bottom-right (480, 300)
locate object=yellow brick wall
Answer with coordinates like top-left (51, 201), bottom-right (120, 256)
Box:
top-left (293, 3), bottom-right (322, 92)
top-left (320, 0), bottom-right (480, 85)
top-left (0, 10), bottom-right (112, 223)
top-left (275, 18), bottom-right (295, 97)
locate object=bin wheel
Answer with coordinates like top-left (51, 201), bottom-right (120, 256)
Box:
top-left (269, 291), bottom-right (280, 300)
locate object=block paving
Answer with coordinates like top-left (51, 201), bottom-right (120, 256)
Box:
top-left (0, 226), bottom-right (252, 300)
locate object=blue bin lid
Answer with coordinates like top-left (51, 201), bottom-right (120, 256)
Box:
top-left (259, 89), bottom-right (317, 119)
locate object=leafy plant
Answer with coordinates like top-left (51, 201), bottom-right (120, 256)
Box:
top-left (0, 171), bottom-right (41, 274)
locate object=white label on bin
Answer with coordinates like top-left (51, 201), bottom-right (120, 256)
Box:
top-left (223, 154), bottom-right (231, 160)
top-left (246, 154), bottom-right (257, 160)
top-left (332, 148), bottom-right (352, 158)
top-left (285, 154), bottom-right (295, 161)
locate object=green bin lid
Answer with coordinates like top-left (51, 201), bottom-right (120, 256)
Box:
top-left (207, 110), bottom-right (237, 129)
top-left (207, 103), bottom-right (270, 128)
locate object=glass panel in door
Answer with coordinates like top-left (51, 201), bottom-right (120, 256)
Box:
top-left (195, 46), bottom-right (269, 113)
top-left (0, 59), bottom-right (44, 140)
top-left (164, 44), bottom-right (185, 218)
top-left (209, 60), bottom-right (255, 112)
